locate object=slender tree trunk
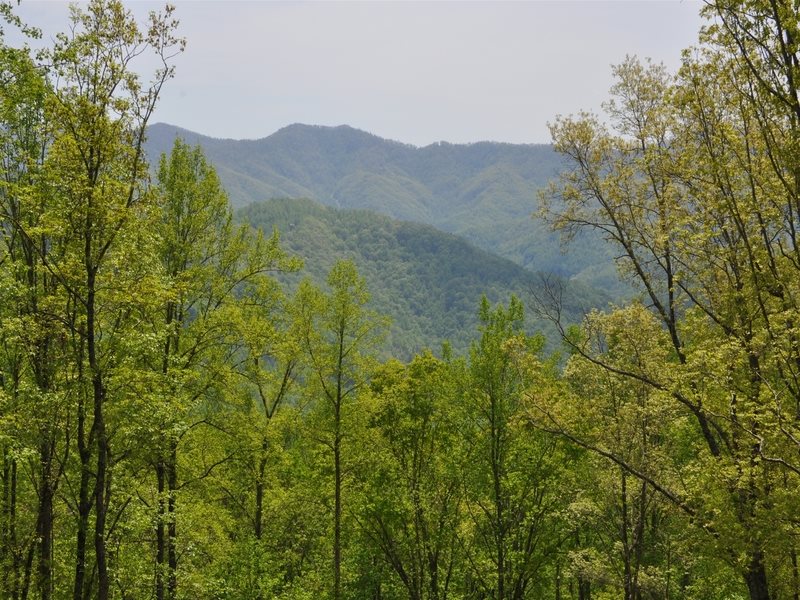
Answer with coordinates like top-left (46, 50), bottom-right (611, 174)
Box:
top-left (255, 443), bottom-right (267, 540)
top-left (158, 307), bottom-right (174, 600)
top-left (1, 452), bottom-right (9, 596)
top-left (93, 411), bottom-right (108, 600)
top-left (621, 470), bottom-right (633, 600)
top-left (72, 394), bottom-right (92, 600)
top-left (490, 396), bottom-right (505, 600)
top-left (21, 542), bottom-right (34, 600)
top-left (2, 376), bottom-right (29, 600)
top-left (791, 545), bottom-right (799, 600)
top-left (578, 577), bottom-right (591, 600)
top-left (428, 550), bottom-right (439, 600)
top-left (333, 334), bottom-right (344, 600)
top-left (7, 456), bottom-right (19, 600)
top-left (167, 443), bottom-right (178, 599)
top-left (334, 427), bottom-right (342, 600)
top-left (37, 439), bottom-right (55, 600)
top-left (554, 561), bottom-right (561, 600)
top-left (155, 461), bottom-right (165, 600)
top-left (29, 252), bottom-right (62, 600)
top-left (575, 528), bottom-right (591, 600)
top-left (632, 480), bottom-right (647, 600)
top-left (88, 277), bottom-right (109, 600)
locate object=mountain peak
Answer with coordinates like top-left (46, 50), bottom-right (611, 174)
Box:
top-left (143, 122), bottom-right (620, 297)
top-left (268, 123), bottom-right (416, 149)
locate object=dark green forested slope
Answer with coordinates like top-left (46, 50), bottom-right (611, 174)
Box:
top-left (239, 198), bottom-right (610, 357)
top-left (146, 122), bottom-right (624, 295)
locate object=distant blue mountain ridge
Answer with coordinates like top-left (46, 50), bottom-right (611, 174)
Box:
top-left (144, 122), bottom-right (623, 296)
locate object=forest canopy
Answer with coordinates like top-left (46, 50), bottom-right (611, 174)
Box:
top-left (1, 1), bottom-right (800, 600)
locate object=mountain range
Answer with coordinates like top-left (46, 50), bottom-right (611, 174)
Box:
top-left (241, 198), bottom-right (609, 358)
top-left (144, 122), bottom-right (622, 293)
top-left (142, 123), bottom-right (626, 354)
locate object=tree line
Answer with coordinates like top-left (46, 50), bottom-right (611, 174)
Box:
top-left (2, 1), bottom-right (800, 599)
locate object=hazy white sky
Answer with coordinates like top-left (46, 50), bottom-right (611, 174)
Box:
top-left (10, 1), bottom-right (705, 146)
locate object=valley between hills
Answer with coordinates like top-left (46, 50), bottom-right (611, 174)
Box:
top-left (145, 122), bottom-right (623, 355)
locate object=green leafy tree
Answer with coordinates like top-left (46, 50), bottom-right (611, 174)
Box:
top-left (461, 296), bottom-right (563, 599)
top-left (0, 10), bottom-right (61, 598)
top-left (1, 2), bottom-right (183, 598)
top-left (297, 260), bottom-right (388, 600)
top-left (543, 305), bottom-right (737, 599)
top-left (356, 352), bottom-right (466, 600)
top-left (212, 283), bottom-right (309, 599)
top-left (38, 4), bottom-right (183, 597)
top-left (541, 3), bottom-right (800, 596)
top-left (148, 137), bottom-right (298, 599)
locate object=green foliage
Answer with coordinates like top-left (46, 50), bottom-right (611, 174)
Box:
top-left (6, 2), bottom-right (800, 600)
top-left (238, 198), bottom-right (609, 358)
top-left (293, 260), bottom-right (388, 599)
top-left (539, 5), bottom-right (800, 597)
top-left (460, 297), bottom-right (566, 599)
top-left (354, 352), bottom-right (466, 600)
top-left (144, 122), bottom-right (628, 295)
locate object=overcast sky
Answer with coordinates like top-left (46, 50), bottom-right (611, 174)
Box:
top-left (10, 1), bottom-right (705, 146)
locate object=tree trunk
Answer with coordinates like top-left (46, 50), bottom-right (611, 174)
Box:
top-left (33, 328), bottom-right (58, 600)
top-left (554, 561), bottom-right (561, 600)
top-left (428, 549), bottom-right (439, 600)
top-left (621, 470), bottom-right (633, 600)
top-left (334, 429), bottom-right (342, 600)
top-left (255, 443), bottom-right (267, 540)
top-left (89, 278), bottom-right (109, 600)
top-left (573, 529), bottom-right (591, 600)
top-left (21, 542), bottom-right (34, 600)
top-left (2, 453), bottom-right (9, 596)
top-left (490, 395), bottom-right (505, 600)
top-left (578, 577), bottom-right (591, 600)
top-left (37, 440), bottom-right (55, 600)
top-left (743, 550), bottom-right (770, 600)
top-left (3, 455), bottom-right (19, 599)
top-left (154, 446), bottom-right (178, 600)
top-left (632, 480), bottom-right (647, 600)
top-left (155, 461), bottom-right (165, 600)
top-left (167, 444), bottom-right (178, 600)
top-left (94, 411), bottom-right (108, 600)
top-left (72, 394), bottom-right (92, 600)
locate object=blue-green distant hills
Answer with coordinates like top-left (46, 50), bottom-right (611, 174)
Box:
top-left (144, 123), bottom-right (622, 293)
top-left (240, 198), bottom-right (610, 358)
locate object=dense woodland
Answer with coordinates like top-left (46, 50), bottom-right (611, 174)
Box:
top-left (2, 2), bottom-right (800, 600)
top-left (237, 198), bottom-right (608, 357)
top-left (142, 121), bottom-right (624, 297)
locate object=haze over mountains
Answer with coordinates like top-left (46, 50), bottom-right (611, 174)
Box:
top-left (145, 123), bottom-right (621, 290)
top-left (144, 123), bottom-right (623, 354)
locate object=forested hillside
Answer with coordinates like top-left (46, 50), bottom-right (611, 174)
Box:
top-left (3, 2), bottom-right (800, 600)
top-left (145, 122), bottom-right (623, 294)
top-left (239, 198), bottom-right (607, 357)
